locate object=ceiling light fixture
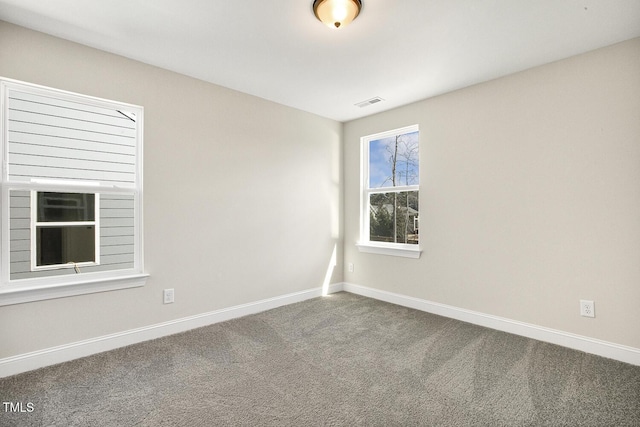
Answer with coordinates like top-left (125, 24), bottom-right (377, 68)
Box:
top-left (313, 0), bottom-right (362, 29)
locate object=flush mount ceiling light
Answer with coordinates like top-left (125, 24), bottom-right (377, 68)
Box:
top-left (313, 0), bottom-right (362, 29)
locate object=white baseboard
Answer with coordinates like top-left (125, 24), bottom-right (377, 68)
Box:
top-left (342, 282), bottom-right (640, 366)
top-left (3, 281), bottom-right (637, 378)
top-left (0, 283), bottom-right (345, 378)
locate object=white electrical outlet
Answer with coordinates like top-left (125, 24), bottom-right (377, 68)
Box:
top-left (348, 263), bottom-right (354, 273)
top-left (163, 288), bottom-right (175, 304)
top-left (580, 299), bottom-right (595, 318)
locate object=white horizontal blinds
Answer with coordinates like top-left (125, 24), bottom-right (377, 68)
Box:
top-left (9, 191), bottom-right (135, 280)
top-left (8, 191), bottom-right (31, 279)
top-left (7, 89), bottom-right (137, 186)
top-left (97, 194), bottom-right (135, 270)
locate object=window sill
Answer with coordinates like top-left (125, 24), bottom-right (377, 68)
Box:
top-left (356, 242), bottom-right (422, 259)
top-left (0, 273), bottom-right (149, 306)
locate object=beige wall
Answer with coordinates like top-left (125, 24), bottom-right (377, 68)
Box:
top-left (0, 22), bottom-right (343, 358)
top-left (1, 19), bottom-right (638, 361)
top-left (344, 37), bottom-right (640, 349)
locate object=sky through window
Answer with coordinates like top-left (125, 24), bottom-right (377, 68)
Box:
top-left (368, 130), bottom-right (419, 188)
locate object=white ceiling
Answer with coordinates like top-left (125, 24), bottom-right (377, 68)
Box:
top-left (1, 1), bottom-right (639, 122)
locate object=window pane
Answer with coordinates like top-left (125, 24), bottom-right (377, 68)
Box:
top-left (369, 191), bottom-right (419, 244)
top-left (369, 130), bottom-right (419, 188)
top-left (36, 226), bottom-right (95, 266)
top-left (37, 192), bottom-right (95, 222)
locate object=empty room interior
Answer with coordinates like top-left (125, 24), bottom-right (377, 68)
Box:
top-left (1, 1), bottom-right (639, 425)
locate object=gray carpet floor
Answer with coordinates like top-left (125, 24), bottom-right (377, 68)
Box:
top-left (1, 292), bottom-right (639, 426)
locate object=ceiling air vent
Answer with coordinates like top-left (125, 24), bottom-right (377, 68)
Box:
top-left (355, 97), bottom-right (384, 108)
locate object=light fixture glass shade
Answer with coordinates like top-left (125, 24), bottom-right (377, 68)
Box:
top-left (313, 0), bottom-right (362, 29)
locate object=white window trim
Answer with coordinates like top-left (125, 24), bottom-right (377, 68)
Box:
top-left (358, 124), bottom-right (422, 258)
top-left (356, 242), bottom-right (422, 258)
top-left (30, 191), bottom-right (101, 271)
top-left (0, 77), bottom-right (147, 306)
top-left (0, 272), bottom-right (149, 306)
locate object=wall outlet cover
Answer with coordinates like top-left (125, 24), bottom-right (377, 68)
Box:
top-left (163, 289), bottom-right (175, 304)
top-left (580, 299), bottom-right (595, 318)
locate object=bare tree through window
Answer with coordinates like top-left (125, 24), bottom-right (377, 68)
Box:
top-left (367, 129), bottom-right (419, 244)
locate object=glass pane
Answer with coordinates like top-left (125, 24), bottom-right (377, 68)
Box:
top-left (36, 226), bottom-right (95, 266)
top-left (37, 192), bottom-right (95, 222)
top-left (369, 130), bottom-right (419, 188)
top-left (369, 191), bottom-right (419, 244)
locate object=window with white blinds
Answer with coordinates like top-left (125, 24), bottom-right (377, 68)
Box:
top-left (0, 78), bottom-right (147, 305)
top-left (7, 89), bottom-right (138, 184)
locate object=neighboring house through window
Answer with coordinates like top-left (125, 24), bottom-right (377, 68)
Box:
top-left (0, 78), bottom-right (147, 306)
top-left (358, 125), bottom-right (421, 258)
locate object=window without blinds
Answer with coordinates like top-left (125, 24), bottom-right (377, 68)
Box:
top-left (357, 124), bottom-right (421, 259)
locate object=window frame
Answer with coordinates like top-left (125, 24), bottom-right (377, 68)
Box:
top-left (0, 77), bottom-right (148, 306)
top-left (31, 191), bottom-right (101, 271)
top-left (357, 124), bottom-right (422, 258)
